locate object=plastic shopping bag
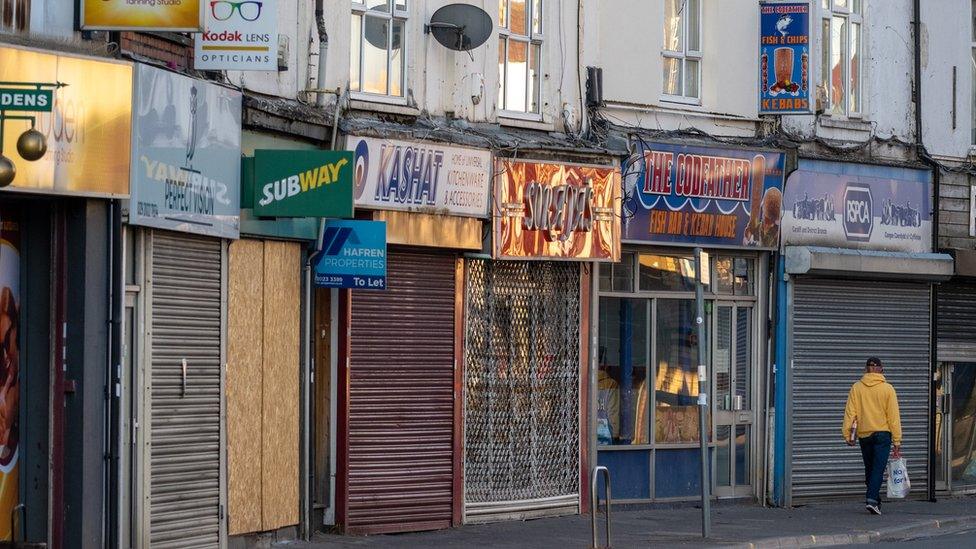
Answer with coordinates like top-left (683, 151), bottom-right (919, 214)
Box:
top-left (886, 457), bottom-right (910, 499)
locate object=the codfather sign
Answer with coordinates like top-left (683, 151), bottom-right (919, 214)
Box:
top-left (843, 183), bottom-right (873, 242)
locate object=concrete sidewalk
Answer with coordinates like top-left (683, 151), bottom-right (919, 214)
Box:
top-left (279, 497), bottom-right (976, 548)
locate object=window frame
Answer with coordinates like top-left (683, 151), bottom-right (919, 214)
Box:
top-left (820, 0), bottom-right (863, 117)
top-left (498, 0), bottom-right (544, 116)
top-left (350, 0), bottom-right (409, 100)
top-left (661, 0), bottom-right (703, 104)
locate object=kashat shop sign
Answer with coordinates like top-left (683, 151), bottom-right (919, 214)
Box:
top-left (494, 159), bottom-right (621, 261)
top-left (349, 135), bottom-right (491, 217)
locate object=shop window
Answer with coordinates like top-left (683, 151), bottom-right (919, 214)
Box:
top-left (598, 298), bottom-right (649, 446)
top-left (713, 257), bottom-right (754, 296)
top-left (638, 253), bottom-right (703, 293)
top-left (820, 0), bottom-right (861, 116)
top-left (655, 299), bottom-right (708, 443)
top-left (599, 252), bottom-right (635, 292)
top-left (498, 0), bottom-right (542, 114)
top-left (350, 0), bottom-right (407, 97)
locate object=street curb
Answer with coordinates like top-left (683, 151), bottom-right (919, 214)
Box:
top-left (724, 515), bottom-right (976, 548)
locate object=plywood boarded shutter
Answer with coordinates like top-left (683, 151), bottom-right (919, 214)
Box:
top-left (148, 231), bottom-right (225, 548)
top-left (227, 239), bottom-right (301, 534)
top-left (345, 250), bottom-right (457, 534)
top-left (791, 279), bottom-right (930, 502)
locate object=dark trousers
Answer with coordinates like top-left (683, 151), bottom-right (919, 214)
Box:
top-left (858, 431), bottom-right (892, 505)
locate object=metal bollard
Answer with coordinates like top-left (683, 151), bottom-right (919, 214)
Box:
top-left (590, 465), bottom-right (611, 549)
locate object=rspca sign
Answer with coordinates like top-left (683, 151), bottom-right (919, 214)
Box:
top-left (782, 160), bottom-right (932, 253)
top-left (843, 184), bottom-right (873, 241)
top-left (314, 220), bottom-right (387, 289)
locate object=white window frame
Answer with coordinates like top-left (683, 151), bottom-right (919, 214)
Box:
top-left (498, 0), bottom-right (544, 117)
top-left (820, 0), bottom-right (862, 117)
top-left (350, 0), bottom-right (408, 100)
top-left (661, 0), bottom-right (702, 105)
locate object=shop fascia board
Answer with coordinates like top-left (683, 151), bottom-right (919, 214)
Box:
top-left (784, 246), bottom-right (954, 282)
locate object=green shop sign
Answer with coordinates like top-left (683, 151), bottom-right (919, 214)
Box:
top-left (0, 87), bottom-right (53, 112)
top-left (252, 149), bottom-right (354, 218)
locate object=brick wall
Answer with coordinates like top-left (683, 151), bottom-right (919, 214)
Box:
top-left (938, 171), bottom-right (974, 250)
top-left (120, 32), bottom-right (191, 71)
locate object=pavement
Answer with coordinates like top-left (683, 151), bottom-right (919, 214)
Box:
top-left (277, 497), bottom-right (976, 548)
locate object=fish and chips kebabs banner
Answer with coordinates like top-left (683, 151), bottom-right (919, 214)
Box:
top-left (493, 160), bottom-right (621, 261)
top-left (759, 1), bottom-right (813, 114)
top-left (623, 142), bottom-right (786, 249)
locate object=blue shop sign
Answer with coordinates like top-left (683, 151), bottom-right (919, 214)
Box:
top-left (759, 1), bottom-right (812, 115)
top-left (623, 141), bottom-right (786, 249)
top-left (314, 220), bottom-right (387, 289)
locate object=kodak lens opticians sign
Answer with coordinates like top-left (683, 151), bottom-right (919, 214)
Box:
top-left (81, 0), bottom-right (203, 31)
top-left (0, 89), bottom-right (53, 112)
top-left (253, 150), bottom-right (353, 218)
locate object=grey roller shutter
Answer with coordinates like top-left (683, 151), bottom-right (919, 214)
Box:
top-left (346, 250), bottom-right (457, 534)
top-left (149, 231), bottom-right (225, 548)
top-left (937, 281), bottom-right (976, 362)
top-left (463, 260), bottom-right (581, 523)
top-left (791, 279), bottom-right (930, 502)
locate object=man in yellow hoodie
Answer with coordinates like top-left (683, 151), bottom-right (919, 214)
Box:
top-left (842, 357), bottom-right (903, 515)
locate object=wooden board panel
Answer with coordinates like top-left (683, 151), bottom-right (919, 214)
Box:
top-left (261, 241), bottom-right (301, 529)
top-left (227, 239), bottom-right (265, 534)
top-left (313, 287), bottom-right (332, 504)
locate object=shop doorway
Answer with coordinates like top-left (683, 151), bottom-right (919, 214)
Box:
top-left (937, 363), bottom-right (976, 492)
top-left (713, 303), bottom-right (754, 498)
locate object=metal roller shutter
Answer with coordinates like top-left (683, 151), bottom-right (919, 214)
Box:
top-left (149, 231), bottom-right (225, 548)
top-left (463, 260), bottom-right (581, 523)
top-left (346, 250), bottom-right (457, 534)
top-left (791, 279), bottom-right (930, 502)
top-left (937, 281), bottom-right (976, 362)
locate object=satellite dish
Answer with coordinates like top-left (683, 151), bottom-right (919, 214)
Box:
top-left (363, 7), bottom-right (404, 50)
top-left (425, 4), bottom-right (493, 52)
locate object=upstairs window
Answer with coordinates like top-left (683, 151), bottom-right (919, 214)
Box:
top-left (0, 0), bottom-right (30, 32)
top-left (350, 1), bottom-right (407, 97)
top-left (498, 0), bottom-right (542, 114)
top-left (662, 0), bottom-right (701, 101)
top-left (820, 0), bottom-right (861, 116)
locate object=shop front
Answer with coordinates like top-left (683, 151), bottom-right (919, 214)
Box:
top-left (460, 159), bottom-right (620, 523)
top-left (121, 64), bottom-right (242, 548)
top-left (0, 45), bottom-right (132, 547)
top-left (334, 135), bottom-right (490, 534)
top-left (596, 141), bottom-right (785, 502)
top-left (934, 235), bottom-right (976, 494)
top-left (775, 160), bottom-right (952, 505)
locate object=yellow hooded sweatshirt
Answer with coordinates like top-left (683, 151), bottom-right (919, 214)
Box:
top-left (842, 373), bottom-right (903, 445)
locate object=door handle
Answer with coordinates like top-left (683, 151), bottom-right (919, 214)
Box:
top-left (181, 358), bottom-right (188, 397)
top-left (733, 395), bottom-right (743, 411)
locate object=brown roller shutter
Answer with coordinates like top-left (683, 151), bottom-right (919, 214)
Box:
top-left (345, 249), bottom-right (457, 534)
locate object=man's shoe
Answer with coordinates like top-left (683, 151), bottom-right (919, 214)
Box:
top-left (866, 503), bottom-right (882, 515)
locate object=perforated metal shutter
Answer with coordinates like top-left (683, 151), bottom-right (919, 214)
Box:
top-left (463, 260), bottom-right (581, 523)
top-left (148, 231), bottom-right (225, 547)
top-left (791, 279), bottom-right (930, 502)
top-left (937, 281), bottom-right (976, 362)
top-left (346, 250), bottom-right (457, 534)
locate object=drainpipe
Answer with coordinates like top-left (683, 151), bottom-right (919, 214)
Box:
top-left (315, 0), bottom-right (329, 107)
top-left (913, 0), bottom-right (939, 503)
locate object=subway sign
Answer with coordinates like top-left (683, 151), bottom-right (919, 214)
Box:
top-left (252, 149), bottom-right (353, 218)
